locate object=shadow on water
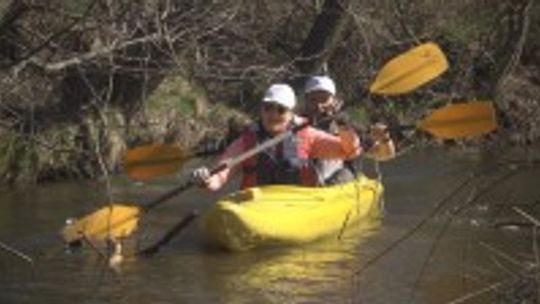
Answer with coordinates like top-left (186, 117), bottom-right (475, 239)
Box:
top-left (1, 146), bottom-right (540, 303)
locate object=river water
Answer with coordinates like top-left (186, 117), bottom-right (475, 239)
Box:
top-left (1, 146), bottom-right (539, 304)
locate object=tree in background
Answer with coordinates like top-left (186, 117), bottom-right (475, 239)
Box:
top-left (0, 0), bottom-right (538, 184)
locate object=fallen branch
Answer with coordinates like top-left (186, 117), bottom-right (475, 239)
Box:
top-left (0, 240), bottom-right (34, 265)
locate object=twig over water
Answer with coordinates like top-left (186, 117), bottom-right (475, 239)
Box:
top-left (0, 240), bottom-right (34, 265)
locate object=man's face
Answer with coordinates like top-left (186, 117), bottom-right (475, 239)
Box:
top-left (305, 90), bottom-right (336, 119)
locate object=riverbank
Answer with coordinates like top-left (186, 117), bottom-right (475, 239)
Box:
top-left (1, 69), bottom-right (539, 186)
top-left (0, 75), bottom-right (251, 186)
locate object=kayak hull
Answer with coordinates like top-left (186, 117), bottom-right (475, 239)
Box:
top-left (199, 175), bottom-right (383, 251)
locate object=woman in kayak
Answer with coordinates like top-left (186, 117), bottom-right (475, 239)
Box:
top-left (191, 83), bottom-right (363, 191)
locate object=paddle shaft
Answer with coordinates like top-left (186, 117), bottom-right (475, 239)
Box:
top-left (141, 121), bottom-right (310, 212)
top-left (138, 211), bottom-right (199, 257)
top-left (373, 122), bottom-right (492, 137)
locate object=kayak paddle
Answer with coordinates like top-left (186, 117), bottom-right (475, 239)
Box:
top-left (369, 42), bottom-right (448, 95)
top-left (123, 144), bottom-right (222, 181)
top-left (400, 101), bottom-right (497, 139)
top-left (61, 122), bottom-right (311, 243)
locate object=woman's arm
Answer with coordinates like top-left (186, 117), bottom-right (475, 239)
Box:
top-left (202, 137), bottom-right (245, 191)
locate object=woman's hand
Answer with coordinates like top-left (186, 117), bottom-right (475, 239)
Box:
top-left (191, 166), bottom-right (211, 187)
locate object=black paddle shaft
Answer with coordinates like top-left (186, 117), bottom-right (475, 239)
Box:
top-left (142, 163), bottom-right (228, 212)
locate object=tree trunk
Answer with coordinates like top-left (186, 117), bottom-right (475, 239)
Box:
top-left (473, 0), bottom-right (534, 99)
top-left (295, 0), bottom-right (351, 79)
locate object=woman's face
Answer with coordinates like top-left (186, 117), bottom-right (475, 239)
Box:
top-left (260, 102), bottom-right (293, 135)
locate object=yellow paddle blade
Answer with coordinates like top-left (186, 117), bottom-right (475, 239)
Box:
top-left (418, 102), bottom-right (497, 139)
top-left (370, 42), bottom-right (449, 95)
top-left (61, 204), bottom-right (140, 243)
top-left (124, 144), bottom-right (189, 180)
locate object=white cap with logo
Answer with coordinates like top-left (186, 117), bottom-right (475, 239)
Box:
top-left (262, 84), bottom-right (297, 110)
top-left (304, 75), bottom-right (336, 95)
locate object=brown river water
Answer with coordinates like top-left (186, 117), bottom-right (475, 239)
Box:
top-left (1, 146), bottom-right (539, 304)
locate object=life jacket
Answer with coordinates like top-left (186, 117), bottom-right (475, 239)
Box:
top-left (240, 121), bottom-right (317, 189)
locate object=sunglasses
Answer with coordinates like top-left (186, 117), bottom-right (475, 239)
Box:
top-left (262, 103), bottom-right (289, 115)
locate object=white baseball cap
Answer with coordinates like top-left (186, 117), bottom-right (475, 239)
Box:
top-left (304, 75), bottom-right (336, 95)
top-left (262, 84), bottom-right (296, 109)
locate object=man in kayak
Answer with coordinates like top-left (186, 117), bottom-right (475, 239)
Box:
top-left (302, 75), bottom-right (396, 185)
top-left (191, 83), bottom-right (362, 191)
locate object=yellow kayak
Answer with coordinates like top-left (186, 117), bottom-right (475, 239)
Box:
top-left (199, 175), bottom-right (383, 251)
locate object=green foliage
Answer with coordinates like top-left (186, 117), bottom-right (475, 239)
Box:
top-left (442, 20), bottom-right (479, 44)
top-left (0, 134), bottom-right (17, 178)
top-left (62, 0), bottom-right (94, 15)
top-left (0, 1), bottom-right (8, 13)
top-left (439, 5), bottom-right (494, 45)
top-left (348, 106), bottom-right (371, 124)
top-left (208, 103), bottom-right (233, 120)
top-left (0, 121), bottom-right (105, 184)
top-left (146, 74), bottom-right (203, 117)
top-left (177, 96), bottom-right (197, 117)
top-left (0, 134), bottom-right (39, 184)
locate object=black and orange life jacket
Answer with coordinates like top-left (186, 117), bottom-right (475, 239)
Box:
top-left (240, 121), bottom-right (317, 189)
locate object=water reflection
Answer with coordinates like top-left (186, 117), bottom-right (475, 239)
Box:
top-left (208, 218), bottom-right (381, 303)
